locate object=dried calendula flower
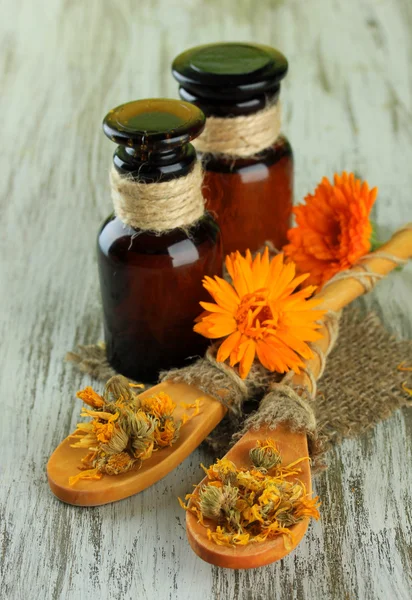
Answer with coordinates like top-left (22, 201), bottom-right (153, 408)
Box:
top-left (203, 458), bottom-right (238, 485)
top-left (128, 411), bottom-right (156, 458)
top-left (68, 376), bottom-right (202, 485)
top-left (179, 442), bottom-right (320, 548)
top-left (104, 452), bottom-right (137, 476)
top-left (76, 386), bottom-right (106, 409)
top-left (249, 439), bottom-right (282, 471)
top-left (198, 484), bottom-right (239, 521)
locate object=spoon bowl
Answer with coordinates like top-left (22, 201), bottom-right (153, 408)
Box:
top-left (186, 424), bottom-right (311, 569)
top-left (47, 382), bottom-right (226, 506)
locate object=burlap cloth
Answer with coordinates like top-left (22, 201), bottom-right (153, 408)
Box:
top-left (67, 304), bottom-right (412, 471)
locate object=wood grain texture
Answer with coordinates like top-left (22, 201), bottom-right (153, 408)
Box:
top-left (1, 0), bottom-right (412, 598)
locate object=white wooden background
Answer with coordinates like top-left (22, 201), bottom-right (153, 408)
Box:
top-left (1, 0), bottom-right (412, 598)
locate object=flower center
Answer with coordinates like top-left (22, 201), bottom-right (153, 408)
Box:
top-left (328, 221), bottom-right (342, 251)
top-left (235, 289), bottom-right (277, 338)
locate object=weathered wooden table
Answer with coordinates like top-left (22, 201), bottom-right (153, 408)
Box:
top-left (1, 0), bottom-right (412, 598)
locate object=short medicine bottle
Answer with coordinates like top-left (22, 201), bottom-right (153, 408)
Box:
top-left (172, 42), bottom-right (293, 254)
top-left (98, 99), bottom-right (222, 382)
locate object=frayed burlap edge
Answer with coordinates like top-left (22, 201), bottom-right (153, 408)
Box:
top-left (160, 343), bottom-right (275, 415)
top-left (231, 308), bottom-right (412, 471)
top-left (66, 342), bottom-right (117, 381)
top-left (314, 309), bottom-right (412, 452)
top-left (66, 306), bottom-right (412, 470)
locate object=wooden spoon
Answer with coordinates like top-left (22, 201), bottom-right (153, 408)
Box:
top-left (185, 225), bottom-right (412, 568)
top-left (186, 319), bottom-right (331, 569)
top-left (187, 423), bottom-right (311, 569)
top-left (48, 225), bottom-right (412, 508)
top-left (47, 382), bottom-right (226, 506)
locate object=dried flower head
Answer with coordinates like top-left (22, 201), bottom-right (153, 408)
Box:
top-left (140, 392), bottom-right (176, 419)
top-left (180, 443), bottom-right (320, 548)
top-left (68, 377), bottom-right (202, 485)
top-left (199, 484), bottom-right (225, 519)
top-left (100, 425), bottom-right (129, 455)
top-left (285, 172), bottom-right (377, 287)
top-left (104, 452), bottom-right (137, 476)
top-left (104, 374), bottom-right (135, 404)
top-left (76, 386), bottom-right (105, 409)
top-left (153, 417), bottom-right (180, 448)
top-left (128, 411), bottom-right (156, 457)
top-left (194, 248), bottom-right (325, 379)
top-left (249, 439), bottom-right (282, 471)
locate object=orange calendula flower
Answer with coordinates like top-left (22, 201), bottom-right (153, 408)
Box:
top-left (194, 248), bottom-right (325, 379)
top-left (92, 420), bottom-right (116, 444)
top-left (284, 172), bottom-right (378, 287)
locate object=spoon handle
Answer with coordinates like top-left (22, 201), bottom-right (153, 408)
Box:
top-left (282, 224), bottom-right (412, 395)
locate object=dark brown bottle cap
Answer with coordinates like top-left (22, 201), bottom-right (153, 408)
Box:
top-left (103, 98), bottom-right (205, 153)
top-left (172, 43), bottom-right (288, 102)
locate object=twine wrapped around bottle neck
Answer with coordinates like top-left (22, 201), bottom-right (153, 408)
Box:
top-left (193, 103), bottom-right (282, 158)
top-left (109, 161), bottom-right (205, 232)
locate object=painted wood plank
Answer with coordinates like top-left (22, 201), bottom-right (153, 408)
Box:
top-left (1, 0), bottom-right (411, 598)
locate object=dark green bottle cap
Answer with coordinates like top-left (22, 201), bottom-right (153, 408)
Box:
top-left (103, 98), bottom-right (205, 153)
top-left (172, 43), bottom-right (288, 101)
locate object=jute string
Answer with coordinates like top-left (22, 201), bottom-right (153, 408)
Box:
top-left (193, 103), bottom-right (282, 158)
top-left (66, 342), bottom-right (117, 382)
top-left (66, 229), bottom-right (412, 466)
top-left (321, 264), bottom-right (383, 294)
top-left (238, 242), bottom-right (410, 450)
top-left (236, 311), bottom-right (341, 446)
top-left (160, 344), bottom-right (272, 415)
top-left (110, 161), bottom-right (205, 232)
top-left (321, 253), bottom-right (408, 294)
top-left (66, 304), bottom-right (412, 468)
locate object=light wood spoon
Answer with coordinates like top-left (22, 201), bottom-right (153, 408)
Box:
top-left (186, 423), bottom-right (311, 569)
top-left (185, 225), bottom-right (412, 568)
top-left (186, 320), bottom-right (330, 569)
top-left (48, 382), bottom-right (226, 506)
top-left (48, 226), bottom-right (412, 509)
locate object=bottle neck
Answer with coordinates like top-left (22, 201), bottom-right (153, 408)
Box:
top-left (110, 160), bottom-right (205, 233)
top-left (113, 143), bottom-right (197, 183)
top-left (178, 86), bottom-right (280, 118)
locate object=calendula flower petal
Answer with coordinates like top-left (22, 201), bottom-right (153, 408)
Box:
top-left (198, 314), bottom-right (237, 338)
top-left (216, 330), bottom-right (242, 363)
top-left (203, 276), bottom-right (240, 312)
top-left (239, 339), bottom-right (256, 379)
top-left (199, 301), bottom-right (232, 315)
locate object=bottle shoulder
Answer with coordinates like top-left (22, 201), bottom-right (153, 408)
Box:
top-left (201, 134), bottom-right (293, 174)
top-left (97, 213), bottom-right (220, 260)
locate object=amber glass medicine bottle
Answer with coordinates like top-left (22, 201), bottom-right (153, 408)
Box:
top-left (98, 99), bottom-right (222, 381)
top-left (172, 42), bottom-right (293, 254)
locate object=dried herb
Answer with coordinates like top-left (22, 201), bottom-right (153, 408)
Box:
top-left (398, 361), bottom-right (412, 396)
top-left (179, 440), bottom-right (320, 548)
top-left (69, 375), bottom-right (200, 485)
